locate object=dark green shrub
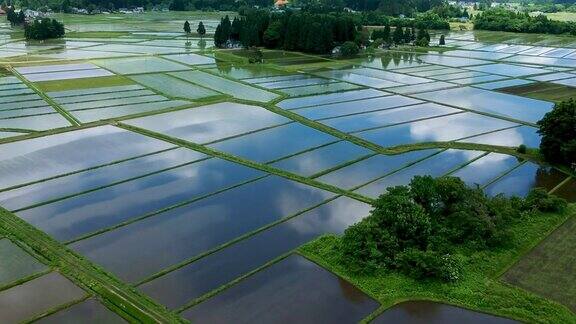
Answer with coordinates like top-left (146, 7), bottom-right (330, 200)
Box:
top-left (524, 188), bottom-right (568, 213)
top-left (340, 41), bottom-right (360, 57)
top-left (517, 144), bottom-right (527, 154)
top-left (396, 249), bottom-right (462, 282)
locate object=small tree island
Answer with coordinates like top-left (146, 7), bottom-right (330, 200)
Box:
top-left (25, 18), bottom-right (66, 40)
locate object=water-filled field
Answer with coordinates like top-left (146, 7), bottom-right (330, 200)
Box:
top-left (0, 17), bottom-right (575, 323)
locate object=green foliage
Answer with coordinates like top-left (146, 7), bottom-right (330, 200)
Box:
top-left (357, 11), bottom-right (449, 30)
top-left (215, 10), bottom-right (357, 54)
top-left (517, 144), bottom-right (527, 154)
top-left (524, 188), bottom-right (568, 213)
top-left (263, 20), bottom-right (282, 48)
top-left (475, 8), bottom-right (576, 35)
top-left (397, 249), bottom-right (462, 282)
top-left (214, 16), bottom-right (233, 48)
top-left (371, 25), bottom-right (391, 43)
top-left (339, 176), bottom-right (568, 282)
top-left (247, 47), bottom-right (264, 64)
top-left (6, 7), bottom-right (25, 26)
top-left (431, 3), bottom-right (468, 18)
top-left (197, 21), bottom-right (206, 37)
top-left (301, 201), bottom-right (576, 324)
top-left (392, 26), bottom-right (404, 44)
top-left (24, 18), bottom-right (65, 40)
top-left (537, 99), bottom-right (576, 166)
top-left (339, 41), bottom-right (360, 57)
top-left (183, 20), bottom-right (191, 34)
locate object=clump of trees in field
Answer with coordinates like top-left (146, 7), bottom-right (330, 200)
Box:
top-left (214, 11), bottom-right (358, 54)
top-left (24, 19), bottom-right (65, 40)
top-left (340, 176), bottom-right (567, 282)
top-left (537, 99), bottom-right (576, 168)
top-left (475, 8), bottom-right (576, 35)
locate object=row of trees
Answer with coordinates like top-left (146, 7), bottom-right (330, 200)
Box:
top-left (340, 176), bottom-right (567, 282)
top-left (183, 20), bottom-right (206, 37)
top-left (358, 11), bottom-right (450, 30)
top-left (24, 18), bottom-right (65, 40)
top-left (475, 8), bottom-right (576, 35)
top-left (371, 26), bottom-right (431, 46)
top-left (299, 0), bottom-right (446, 16)
top-left (214, 11), bottom-right (358, 54)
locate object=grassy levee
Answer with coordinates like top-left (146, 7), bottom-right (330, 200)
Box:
top-left (0, 207), bottom-right (186, 323)
top-left (254, 99), bottom-right (556, 169)
top-left (22, 296), bottom-right (91, 324)
top-left (118, 123), bottom-right (372, 204)
top-left (299, 204), bottom-right (576, 324)
top-left (8, 67), bottom-right (81, 127)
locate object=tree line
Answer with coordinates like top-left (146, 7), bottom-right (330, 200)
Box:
top-left (358, 11), bottom-right (449, 30)
top-left (294, 0), bottom-right (445, 16)
top-left (12, 0), bottom-right (456, 16)
top-left (371, 25), bottom-right (431, 47)
top-left (214, 10), bottom-right (358, 54)
top-left (474, 8), bottom-right (576, 35)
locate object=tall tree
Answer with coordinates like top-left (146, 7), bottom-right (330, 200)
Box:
top-left (392, 26), bottom-right (404, 45)
top-left (537, 99), bottom-right (576, 166)
top-left (197, 21), bottom-right (206, 38)
top-left (183, 20), bottom-right (191, 35)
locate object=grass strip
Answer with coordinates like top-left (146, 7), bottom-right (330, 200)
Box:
top-left (135, 195), bottom-right (341, 287)
top-left (65, 174), bottom-right (268, 245)
top-left (118, 123), bottom-right (372, 204)
top-left (0, 208), bottom-right (185, 323)
top-left (8, 67), bottom-right (81, 126)
top-left (13, 157), bottom-right (212, 213)
top-left (0, 147), bottom-right (178, 194)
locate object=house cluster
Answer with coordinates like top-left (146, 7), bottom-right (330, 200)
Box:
top-left (118, 7), bottom-right (145, 14)
top-left (0, 7), bottom-right (51, 21)
top-left (69, 6), bottom-right (157, 15)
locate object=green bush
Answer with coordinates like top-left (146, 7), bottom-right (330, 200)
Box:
top-left (339, 41), bottom-right (360, 57)
top-left (397, 249), bottom-right (462, 282)
top-left (524, 188), bottom-right (568, 213)
top-left (517, 144), bottom-right (527, 154)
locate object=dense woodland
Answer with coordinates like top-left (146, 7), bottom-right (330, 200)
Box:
top-left (475, 8), bottom-right (576, 35)
top-left (214, 11), bottom-right (358, 54)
